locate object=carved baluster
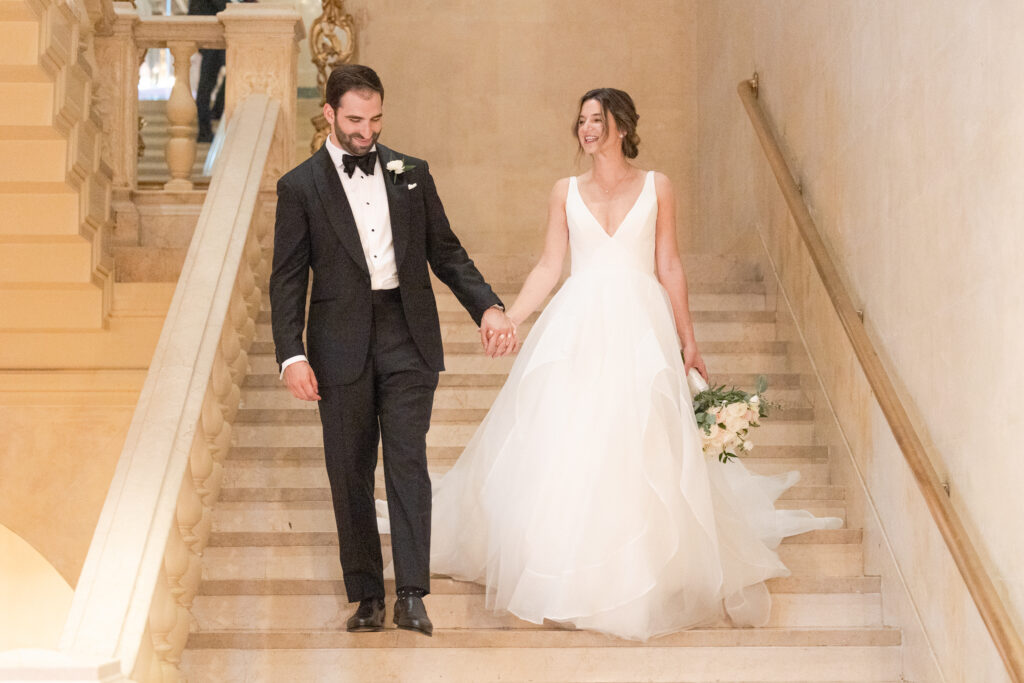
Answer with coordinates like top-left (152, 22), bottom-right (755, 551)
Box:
top-left (164, 41), bottom-right (198, 191)
top-left (147, 569), bottom-right (187, 682)
top-left (164, 511), bottom-right (201, 610)
top-left (179, 454), bottom-right (209, 550)
top-left (131, 626), bottom-right (162, 683)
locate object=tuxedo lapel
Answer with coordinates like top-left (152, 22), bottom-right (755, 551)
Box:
top-left (377, 144), bottom-right (411, 270)
top-left (311, 145), bottom-right (370, 276)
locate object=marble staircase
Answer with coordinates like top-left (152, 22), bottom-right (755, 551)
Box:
top-left (181, 255), bottom-right (905, 682)
top-left (0, 0), bottom-right (113, 333)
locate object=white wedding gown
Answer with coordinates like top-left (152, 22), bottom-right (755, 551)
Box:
top-left (429, 171), bottom-right (842, 641)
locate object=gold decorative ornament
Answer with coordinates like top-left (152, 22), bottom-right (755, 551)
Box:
top-left (308, 0), bottom-right (356, 153)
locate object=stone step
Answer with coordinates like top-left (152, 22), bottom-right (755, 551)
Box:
top-left (0, 130), bottom-right (66, 183)
top-left (207, 527), bottom-right (859, 551)
top-left (255, 308), bottom-right (776, 327)
top-left (201, 531), bottom-right (863, 582)
top-left (0, 18), bottom-right (40, 66)
top-left (181, 630), bottom-right (901, 683)
top-left (231, 419), bottom-right (818, 450)
top-left (0, 282), bottom-right (104, 329)
top-left (248, 338), bottom-right (787, 357)
top-left (239, 383), bottom-right (811, 412)
top-left (259, 280), bottom-right (771, 317)
top-left (246, 348), bottom-right (793, 376)
top-left (220, 453), bottom-right (831, 491)
top-left (227, 443), bottom-right (828, 463)
top-left (200, 529), bottom-right (863, 583)
top-left (243, 369), bottom-right (803, 393)
top-left (218, 481), bottom-right (844, 504)
top-left (196, 574), bottom-right (880, 596)
top-left (232, 404), bottom-right (814, 425)
top-left (208, 491), bottom-right (843, 538)
top-left (226, 456), bottom-right (832, 487)
top-left (253, 318), bottom-right (781, 344)
top-left (0, 182), bottom-right (79, 237)
top-left (189, 589), bottom-right (881, 632)
top-left (234, 496), bottom-right (846, 527)
top-left (0, 80), bottom-right (52, 127)
top-left (0, 238), bottom-right (95, 282)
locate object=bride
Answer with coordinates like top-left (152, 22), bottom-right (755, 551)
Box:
top-left (429, 88), bottom-right (841, 641)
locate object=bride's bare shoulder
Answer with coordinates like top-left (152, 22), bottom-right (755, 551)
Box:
top-left (550, 177), bottom-right (572, 203)
top-left (651, 171), bottom-right (674, 199)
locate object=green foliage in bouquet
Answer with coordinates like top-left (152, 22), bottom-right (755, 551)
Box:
top-left (692, 375), bottom-right (778, 463)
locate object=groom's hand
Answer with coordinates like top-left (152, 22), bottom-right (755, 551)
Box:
top-left (283, 361), bottom-right (321, 401)
top-left (480, 308), bottom-right (518, 358)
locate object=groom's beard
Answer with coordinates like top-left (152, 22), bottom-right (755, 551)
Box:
top-left (333, 121), bottom-right (379, 156)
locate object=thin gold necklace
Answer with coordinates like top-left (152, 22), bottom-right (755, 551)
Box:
top-left (595, 167), bottom-right (631, 195)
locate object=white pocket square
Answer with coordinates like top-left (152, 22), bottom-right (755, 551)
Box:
top-left (407, 183), bottom-right (417, 190)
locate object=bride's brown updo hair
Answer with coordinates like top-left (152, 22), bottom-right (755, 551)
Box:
top-left (573, 88), bottom-right (640, 159)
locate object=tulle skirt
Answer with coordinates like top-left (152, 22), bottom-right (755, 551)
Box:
top-left (429, 267), bottom-right (841, 641)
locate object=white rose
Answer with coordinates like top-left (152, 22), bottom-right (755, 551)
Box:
top-left (743, 440), bottom-right (755, 451)
top-left (386, 160), bottom-right (405, 173)
top-left (724, 402), bottom-right (748, 419)
top-left (725, 416), bottom-right (749, 434)
top-left (749, 395), bottom-right (760, 404)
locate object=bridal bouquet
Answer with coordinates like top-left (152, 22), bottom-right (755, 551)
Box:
top-left (687, 369), bottom-right (773, 463)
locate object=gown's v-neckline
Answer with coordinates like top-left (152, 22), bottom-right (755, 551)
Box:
top-left (575, 171), bottom-right (651, 239)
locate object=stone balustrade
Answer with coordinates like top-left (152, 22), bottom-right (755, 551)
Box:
top-left (96, 2), bottom-right (303, 196)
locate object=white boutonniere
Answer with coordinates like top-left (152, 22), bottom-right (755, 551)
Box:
top-left (386, 158), bottom-right (416, 184)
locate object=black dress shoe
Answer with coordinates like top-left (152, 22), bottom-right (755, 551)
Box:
top-left (346, 597), bottom-right (386, 632)
top-left (393, 595), bottom-right (433, 636)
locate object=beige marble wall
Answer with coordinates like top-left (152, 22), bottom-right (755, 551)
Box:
top-left (0, 373), bottom-right (144, 585)
top-left (281, 0), bottom-right (700, 255)
top-left (697, 2), bottom-right (1024, 681)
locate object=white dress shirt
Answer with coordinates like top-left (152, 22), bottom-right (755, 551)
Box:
top-left (280, 134), bottom-right (399, 376)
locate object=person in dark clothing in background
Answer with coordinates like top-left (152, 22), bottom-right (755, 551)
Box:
top-left (188, 0), bottom-right (227, 142)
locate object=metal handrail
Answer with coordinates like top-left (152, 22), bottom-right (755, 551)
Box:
top-left (737, 73), bottom-right (1023, 683)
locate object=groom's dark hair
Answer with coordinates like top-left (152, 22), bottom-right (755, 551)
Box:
top-left (325, 64), bottom-right (384, 109)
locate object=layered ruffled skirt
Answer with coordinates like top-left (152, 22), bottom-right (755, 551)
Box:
top-left (430, 268), bottom-right (841, 641)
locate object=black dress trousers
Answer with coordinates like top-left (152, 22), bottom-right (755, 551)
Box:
top-left (316, 288), bottom-right (438, 602)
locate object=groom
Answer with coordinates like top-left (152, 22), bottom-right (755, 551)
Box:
top-left (270, 64), bottom-right (516, 636)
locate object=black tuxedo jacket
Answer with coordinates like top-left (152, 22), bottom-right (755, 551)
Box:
top-left (269, 143), bottom-right (502, 386)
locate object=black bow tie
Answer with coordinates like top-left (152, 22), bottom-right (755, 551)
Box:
top-left (342, 150), bottom-right (377, 178)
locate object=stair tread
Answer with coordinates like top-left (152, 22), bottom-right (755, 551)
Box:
top-left (226, 444), bottom-right (828, 461)
top-left (196, 575), bottom-right (880, 596)
top-left (206, 528), bottom-right (862, 547)
top-left (243, 371), bottom-right (804, 389)
top-left (232, 406), bottom-right (814, 424)
top-left (185, 626), bottom-right (901, 649)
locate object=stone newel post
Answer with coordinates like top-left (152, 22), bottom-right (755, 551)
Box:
top-left (219, 5), bottom-right (305, 191)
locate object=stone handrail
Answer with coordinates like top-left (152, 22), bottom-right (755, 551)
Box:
top-left (737, 74), bottom-right (1024, 683)
top-left (56, 94), bottom-right (280, 682)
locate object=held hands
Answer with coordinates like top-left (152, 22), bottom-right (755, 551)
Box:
top-left (479, 307), bottom-right (520, 358)
top-left (283, 361), bottom-right (321, 401)
top-left (683, 342), bottom-right (709, 383)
